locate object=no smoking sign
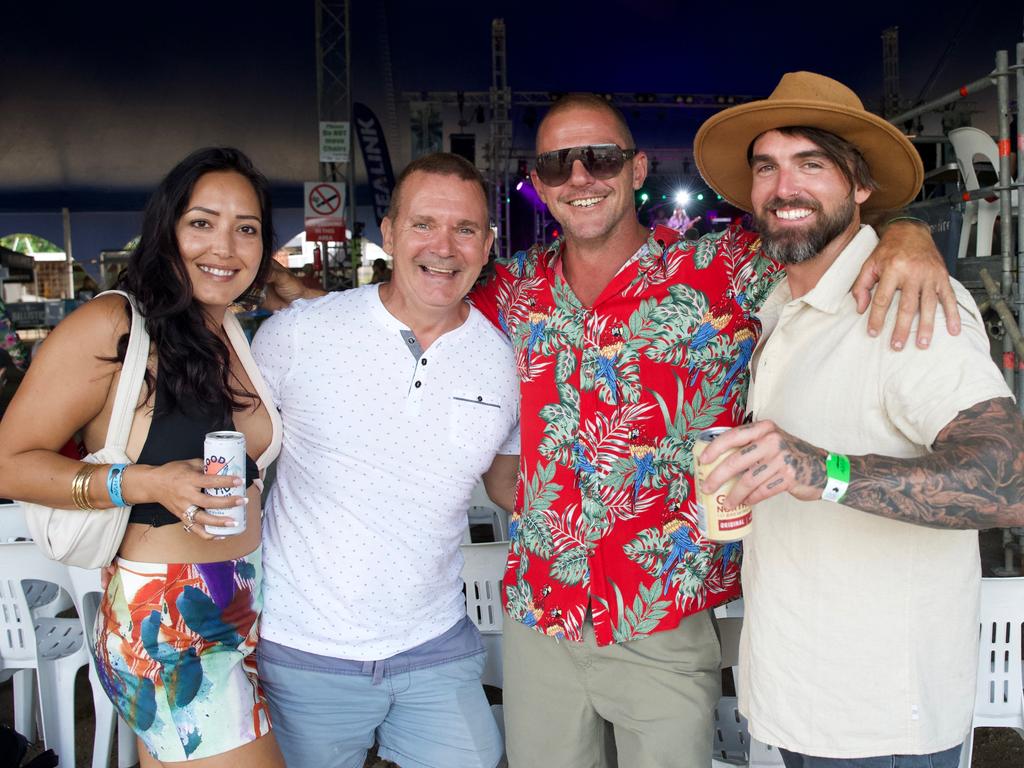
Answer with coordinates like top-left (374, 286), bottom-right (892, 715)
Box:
top-left (304, 181), bottom-right (347, 243)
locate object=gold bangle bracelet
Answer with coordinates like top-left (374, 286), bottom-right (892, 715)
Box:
top-left (70, 464), bottom-right (91, 510)
top-left (71, 463), bottom-right (101, 512)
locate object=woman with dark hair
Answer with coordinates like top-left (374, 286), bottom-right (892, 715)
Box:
top-left (0, 147), bottom-right (284, 767)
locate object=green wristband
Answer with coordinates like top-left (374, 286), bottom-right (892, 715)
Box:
top-left (822, 453), bottom-right (850, 503)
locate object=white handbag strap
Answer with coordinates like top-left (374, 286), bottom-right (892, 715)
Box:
top-left (222, 310), bottom-right (283, 474)
top-left (100, 290), bottom-right (151, 450)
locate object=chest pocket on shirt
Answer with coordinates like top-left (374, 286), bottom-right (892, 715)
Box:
top-left (449, 391), bottom-right (507, 452)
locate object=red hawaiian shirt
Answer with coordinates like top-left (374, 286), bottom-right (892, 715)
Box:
top-left (470, 226), bottom-right (783, 646)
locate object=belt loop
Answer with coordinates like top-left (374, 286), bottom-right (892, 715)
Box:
top-left (372, 660), bottom-right (385, 686)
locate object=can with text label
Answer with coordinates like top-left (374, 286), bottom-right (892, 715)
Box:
top-left (693, 427), bottom-right (752, 542)
top-left (203, 430), bottom-right (247, 536)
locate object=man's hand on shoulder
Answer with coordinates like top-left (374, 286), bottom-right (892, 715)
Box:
top-left (263, 262), bottom-right (327, 311)
top-left (851, 219), bottom-right (961, 351)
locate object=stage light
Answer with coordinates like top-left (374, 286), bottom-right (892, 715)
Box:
top-left (674, 190), bottom-right (689, 206)
top-left (696, 193), bottom-right (704, 201)
top-left (640, 192), bottom-right (649, 203)
top-left (516, 180), bottom-right (525, 192)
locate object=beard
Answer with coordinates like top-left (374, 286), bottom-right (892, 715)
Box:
top-left (753, 194), bottom-right (856, 265)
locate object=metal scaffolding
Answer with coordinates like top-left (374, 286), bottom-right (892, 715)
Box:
top-left (489, 19), bottom-right (513, 261)
top-left (314, 0), bottom-right (356, 287)
top-left (882, 27), bottom-right (901, 118)
top-left (899, 43), bottom-right (1024, 574)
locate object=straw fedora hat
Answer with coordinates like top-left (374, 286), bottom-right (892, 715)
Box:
top-left (693, 71), bottom-right (923, 213)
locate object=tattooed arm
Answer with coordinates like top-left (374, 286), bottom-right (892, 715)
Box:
top-left (701, 397), bottom-right (1024, 529)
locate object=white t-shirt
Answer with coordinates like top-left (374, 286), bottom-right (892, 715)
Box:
top-left (253, 285), bottom-right (519, 659)
top-left (741, 227), bottom-right (1012, 758)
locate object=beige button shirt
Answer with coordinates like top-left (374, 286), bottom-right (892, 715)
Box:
top-left (740, 226), bottom-right (1012, 758)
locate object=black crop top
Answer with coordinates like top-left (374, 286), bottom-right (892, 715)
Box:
top-left (129, 376), bottom-right (259, 528)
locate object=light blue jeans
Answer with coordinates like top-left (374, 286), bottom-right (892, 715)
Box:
top-left (259, 650), bottom-right (502, 768)
top-left (779, 744), bottom-right (963, 768)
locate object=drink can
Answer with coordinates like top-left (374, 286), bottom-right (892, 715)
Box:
top-left (693, 427), bottom-right (752, 542)
top-left (203, 430), bottom-right (247, 536)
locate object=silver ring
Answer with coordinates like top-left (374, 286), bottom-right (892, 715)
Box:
top-left (184, 504), bottom-right (201, 525)
top-left (183, 522), bottom-right (195, 533)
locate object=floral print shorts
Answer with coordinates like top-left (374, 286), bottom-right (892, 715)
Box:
top-left (93, 548), bottom-right (271, 761)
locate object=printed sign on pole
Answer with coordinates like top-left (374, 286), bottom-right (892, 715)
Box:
top-left (304, 181), bottom-right (347, 243)
top-left (319, 121), bottom-right (350, 163)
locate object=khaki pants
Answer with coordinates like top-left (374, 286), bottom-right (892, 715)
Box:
top-left (503, 610), bottom-right (721, 768)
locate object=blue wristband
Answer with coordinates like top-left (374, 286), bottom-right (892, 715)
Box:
top-left (107, 463), bottom-right (129, 507)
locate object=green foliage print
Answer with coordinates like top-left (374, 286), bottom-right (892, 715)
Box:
top-left (642, 284), bottom-right (710, 367)
top-left (610, 581), bottom-right (673, 643)
top-left (692, 230), bottom-right (727, 269)
top-left (649, 378), bottom-right (727, 502)
top-left (504, 579), bottom-right (536, 624)
top-left (737, 251), bottom-right (785, 313)
top-left (538, 382), bottom-right (580, 466)
top-left (519, 460), bottom-right (561, 559)
top-left (551, 546), bottom-right (589, 585)
top-left (623, 527), bottom-right (673, 578)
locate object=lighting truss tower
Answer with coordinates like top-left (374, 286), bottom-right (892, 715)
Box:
top-left (315, 0), bottom-right (355, 285)
top-left (489, 19), bottom-right (513, 261)
top-left (882, 26), bottom-right (901, 118)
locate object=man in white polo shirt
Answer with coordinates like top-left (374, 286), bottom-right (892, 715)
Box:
top-left (252, 153), bottom-right (518, 768)
top-left (693, 72), bottom-right (1024, 767)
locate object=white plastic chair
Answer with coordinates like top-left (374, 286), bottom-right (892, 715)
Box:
top-left (0, 501), bottom-right (73, 744)
top-left (460, 541), bottom-right (509, 756)
top-left (0, 542), bottom-right (89, 767)
top-left (466, 481), bottom-right (509, 542)
top-left (0, 500), bottom-right (31, 542)
top-left (461, 542), bottom-right (507, 688)
top-left (949, 127), bottom-right (1019, 259)
top-left (67, 565), bottom-right (139, 768)
top-left (959, 577), bottom-right (1024, 768)
top-left (712, 614), bottom-right (785, 768)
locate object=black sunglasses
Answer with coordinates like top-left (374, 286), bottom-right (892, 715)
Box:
top-left (534, 144), bottom-right (638, 187)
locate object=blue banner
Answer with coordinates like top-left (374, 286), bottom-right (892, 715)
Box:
top-left (353, 102), bottom-right (396, 226)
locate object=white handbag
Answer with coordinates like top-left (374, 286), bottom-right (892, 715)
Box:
top-left (22, 290), bottom-right (150, 568)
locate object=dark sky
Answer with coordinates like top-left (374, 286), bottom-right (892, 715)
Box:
top-left (1, 1), bottom-right (1019, 208)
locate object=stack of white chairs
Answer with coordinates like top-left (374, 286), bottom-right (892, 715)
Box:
top-left (712, 611), bottom-right (785, 767)
top-left (460, 541), bottom-right (509, 751)
top-left (66, 565), bottom-right (139, 768)
top-left (0, 536), bottom-right (138, 768)
top-left (959, 576), bottom-right (1024, 768)
top-left (0, 541), bottom-right (91, 767)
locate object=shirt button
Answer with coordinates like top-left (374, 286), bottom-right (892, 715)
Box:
top-left (421, 358), bottom-right (427, 365)
top-left (414, 381), bottom-right (422, 388)
top-left (477, 396), bottom-right (483, 402)
top-left (408, 337), bottom-right (415, 344)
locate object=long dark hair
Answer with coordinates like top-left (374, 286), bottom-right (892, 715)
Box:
top-left (115, 147), bottom-right (275, 422)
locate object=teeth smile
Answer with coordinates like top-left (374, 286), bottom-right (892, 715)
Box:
top-left (422, 266), bottom-right (456, 275)
top-left (198, 265), bottom-right (236, 277)
top-left (775, 208), bottom-right (813, 220)
top-left (569, 197), bottom-right (602, 208)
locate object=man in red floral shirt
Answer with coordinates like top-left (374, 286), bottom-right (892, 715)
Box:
top-left (469, 93), bottom-right (959, 767)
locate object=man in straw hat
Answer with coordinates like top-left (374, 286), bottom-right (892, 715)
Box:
top-left (695, 71), bottom-right (1024, 767)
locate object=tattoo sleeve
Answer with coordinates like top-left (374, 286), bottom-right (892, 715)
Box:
top-left (842, 398), bottom-right (1024, 529)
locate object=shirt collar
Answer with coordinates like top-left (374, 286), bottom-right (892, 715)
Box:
top-left (548, 235), bottom-right (652, 281)
top-left (772, 225), bottom-right (879, 315)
